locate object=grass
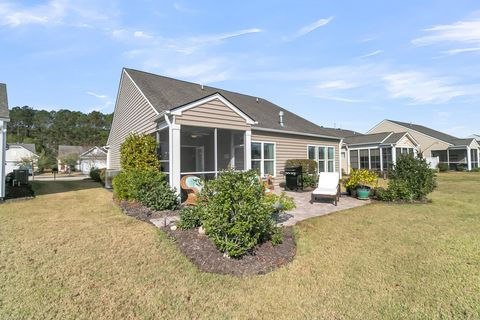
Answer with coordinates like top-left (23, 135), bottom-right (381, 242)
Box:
top-left (1, 173), bottom-right (479, 319)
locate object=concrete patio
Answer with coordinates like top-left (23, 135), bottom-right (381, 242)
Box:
top-left (277, 190), bottom-right (370, 226)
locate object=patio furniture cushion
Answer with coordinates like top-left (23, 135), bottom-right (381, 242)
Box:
top-left (185, 176), bottom-right (203, 193)
top-left (311, 172), bottom-right (341, 206)
top-left (312, 186), bottom-right (338, 196)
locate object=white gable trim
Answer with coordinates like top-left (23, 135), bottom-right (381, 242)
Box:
top-left (369, 119), bottom-right (453, 146)
top-left (123, 69), bottom-right (159, 116)
top-left (170, 93), bottom-right (256, 125)
top-left (79, 146), bottom-right (107, 158)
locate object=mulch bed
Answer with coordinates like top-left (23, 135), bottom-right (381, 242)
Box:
top-left (117, 200), bottom-right (297, 276)
top-left (163, 226), bottom-right (296, 276)
top-left (117, 200), bottom-right (178, 224)
top-left (4, 184), bottom-right (35, 201)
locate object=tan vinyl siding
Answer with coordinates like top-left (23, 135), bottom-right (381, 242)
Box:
top-left (397, 135), bottom-right (416, 148)
top-left (252, 130), bottom-right (341, 183)
top-left (369, 121), bottom-right (450, 157)
top-left (174, 99), bottom-right (250, 130)
top-left (107, 72), bottom-right (158, 170)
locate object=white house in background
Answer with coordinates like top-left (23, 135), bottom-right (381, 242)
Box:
top-left (79, 146), bottom-right (107, 174)
top-left (5, 143), bottom-right (38, 174)
top-left (0, 83), bottom-right (9, 199)
top-left (57, 145), bottom-right (88, 172)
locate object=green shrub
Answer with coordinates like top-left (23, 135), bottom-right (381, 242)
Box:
top-left (99, 168), bottom-right (106, 185)
top-left (380, 155), bottom-right (436, 201)
top-left (344, 169), bottom-right (378, 190)
top-left (456, 164), bottom-right (465, 171)
top-left (471, 167), bottom-right (480, 172)
top-left (285, 159), bottom-right (318, 188)
top-left (271, 227), bottom-right (284, 246)
top-left (113, 169), bottom-right (178, 210)
top-left (89, 167), bottom-right (101, 182)
top-left (177, 206), bottom-right (203, 230)
top-left (120, 133), bottom-right (160, 172)
top-left (438, 163), bottom-right (449, 172)
top-left (264, 192), bottom-right (296, 212)
top-left (199, 169), bottom-right (277, 257)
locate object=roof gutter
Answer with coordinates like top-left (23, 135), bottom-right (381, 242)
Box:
top-left (252, 126), bottom-right (341, 141)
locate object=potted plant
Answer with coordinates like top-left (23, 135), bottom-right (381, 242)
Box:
top-left (344, 169), bottom-right (377, 200)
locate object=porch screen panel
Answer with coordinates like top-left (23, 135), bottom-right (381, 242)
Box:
top-left (370, 149), bottom-right (380, 171)
top-left (158, 129), bottom-right (169, 173)
top-left (350, 150), bottom-right (359, 170)
top-left (471, 149), bottom-right (479, 168)
top-left (360, 149), bottom-right (369, 169)
top-left (181, 126), bottom-right (215, 174)
top-left (382, 147), bottom-right (392, 171)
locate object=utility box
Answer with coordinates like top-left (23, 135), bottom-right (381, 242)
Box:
top-left (284, 166), bottom-right (303, 191)
top-left (13, 169), bottom-right (29, 185)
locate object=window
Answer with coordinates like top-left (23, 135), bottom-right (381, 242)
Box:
top-left (471, 149), bottom-right (479, 168)
top-left (157, 129), bottom-right (169, 173)
top-left (382, 147), bottom-right (393, 170)
top-left (370, 149), bottom-right (381, 171)
top-left (359, 149), bottom-right (369, 169)
top-left (308, 145), bottom-right (336, 172)
top-left (350, 150), bottom-right (359, 170)
top-left (251, 142), bottom-right (275, 176)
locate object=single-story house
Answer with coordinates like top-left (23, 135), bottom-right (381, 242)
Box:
top-left (107, 68), bottom-right (344, 192)
top-left (79, 146), bottom-right (107, 174)
top-left (469, 134), bottom-right (480, 143)
top-left (368, 119), bottom-right (480, 170)
top-left (6, 143), bottom-right (38, 174)
top-left (341, 131), bottom-right (419, 174)
top-left (0, 83), bottom-right (9, 199)
top-left (57, 145), bottom-right (88, 172)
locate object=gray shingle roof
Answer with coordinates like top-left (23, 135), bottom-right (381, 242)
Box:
top-left (16, 143), bottom-right (36, 154)
top-left (0, 83), bottom-right (10, 119)
top-left (382, 132), bottom-right (408, 144)
top-left (344, 132), bottom-right (392, 145)
top-left (124, 68), bottom-right (341, 140)
top-left (58, 145), bottom-right (88, 158)
top-left (387, 120), bottom-right (465, 146)
top-left (320, 127), bottom-right (364, 138)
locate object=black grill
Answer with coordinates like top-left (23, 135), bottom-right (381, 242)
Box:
top-left (284, 166), bottom-right (303, 191)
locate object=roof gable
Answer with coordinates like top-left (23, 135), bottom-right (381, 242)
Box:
top-left (123, 68), bottom-right (341, 140)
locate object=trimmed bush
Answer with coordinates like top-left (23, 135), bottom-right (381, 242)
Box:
top-left (89, 167), bottom-right (101, 182)
top-left (378, 154), bottom-right (436, 202)
top-left (199, 169), bottom-right (278, 257)
top-left (177, 206), bottom-right (203, 230)
top-left (120, 133), bottom-right (160, 171)
top-left (456, 164), bottom-right (465, 172)
top-left (113, 169), bottom-right (178, 210)
top-left (438, 163), bottom-right (449, 172)
top-left (99, 168), bottom-right (106, 185)
top-left (285, 159), bottom-right (318, 188)
top-left (344, 169), bottom-right (378, 190)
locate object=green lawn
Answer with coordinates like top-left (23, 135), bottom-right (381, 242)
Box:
top-left (1, 173), bottom-right (479, 319)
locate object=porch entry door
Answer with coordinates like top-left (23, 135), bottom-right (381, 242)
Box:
top-left (181, 146), bottom-right (205, 172)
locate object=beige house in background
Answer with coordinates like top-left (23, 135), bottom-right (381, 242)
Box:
top-left (368, 119), bottom-right (480, 170)
top-left (107, 68), bottom-right (344, 191)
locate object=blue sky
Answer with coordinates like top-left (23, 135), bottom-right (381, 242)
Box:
top-left (0, 0), bottom-right (479, 137)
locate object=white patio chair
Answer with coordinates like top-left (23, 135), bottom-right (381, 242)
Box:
top-left (311, 172), bottom-right (341, 206)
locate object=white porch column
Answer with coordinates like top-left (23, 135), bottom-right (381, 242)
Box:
top-left (447, 149), bottom-right (450, 170)
top-left (392, 146), bottom-right (397, 166)
top-left (0, 122), bottom-right (6, 199)
top-left (477, 149), bottom-right (480, 169)
top-left (245, 130), bottom-right (252, 170)
top-left (379, 148), bottom-right (383, 172)
top-left (338, 140), bottom-right (343, 178)
top-left (466, 147), bottom-right (472, 171)
top-left (170, 123), bottom-right (181, 194)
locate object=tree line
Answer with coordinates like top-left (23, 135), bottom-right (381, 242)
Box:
top-left (7, 106), bottom-right (113, 169)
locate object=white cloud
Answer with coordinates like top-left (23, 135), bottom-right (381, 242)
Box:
top-left (86, 91), bottom-right (112, 111)
top-left (0, 0), bottom-right (114, 28)
top-left (315, 80), bottom-right (357, 90)
top-left (133, 31), bottom-right (153, 39)
top-left (412, 18), bottom-right (480, 46)
top-left (292, 16), bottom-right (334, 39)
top-left (443, 47), bottom-right (480, 56)
top-left (382, 71), bottom-right (471, 104)
top-left (190, 28), bottom-right (263, 43)
top-left (359, 49), bottom-right (383, 58)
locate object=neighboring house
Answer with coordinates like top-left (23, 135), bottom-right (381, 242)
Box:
top-left (341, 132), bottom-right (419, 174)
top-left (0, 83), bottom-right (9, 199)
top-left (5, 143), bottom-right (38, 174)
top-left (57, 145), bottom-right (88, 172)
top-left (79, 146), bottom-right (107, 174)
top-left (368, 120), bottom-right (480, 170)
top-left (469, 134), bottom-right (480, 143)
top-left (107, 68), bottom-right (343, 191)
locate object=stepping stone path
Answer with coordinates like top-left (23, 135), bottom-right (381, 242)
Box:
top-left (150, 216), bottom-right (179, 228)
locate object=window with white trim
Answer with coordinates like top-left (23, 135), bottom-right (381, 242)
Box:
top-left (251, 142), bottom-right (275, 176)
top-left (308, 145), bottom-right (336, 172)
